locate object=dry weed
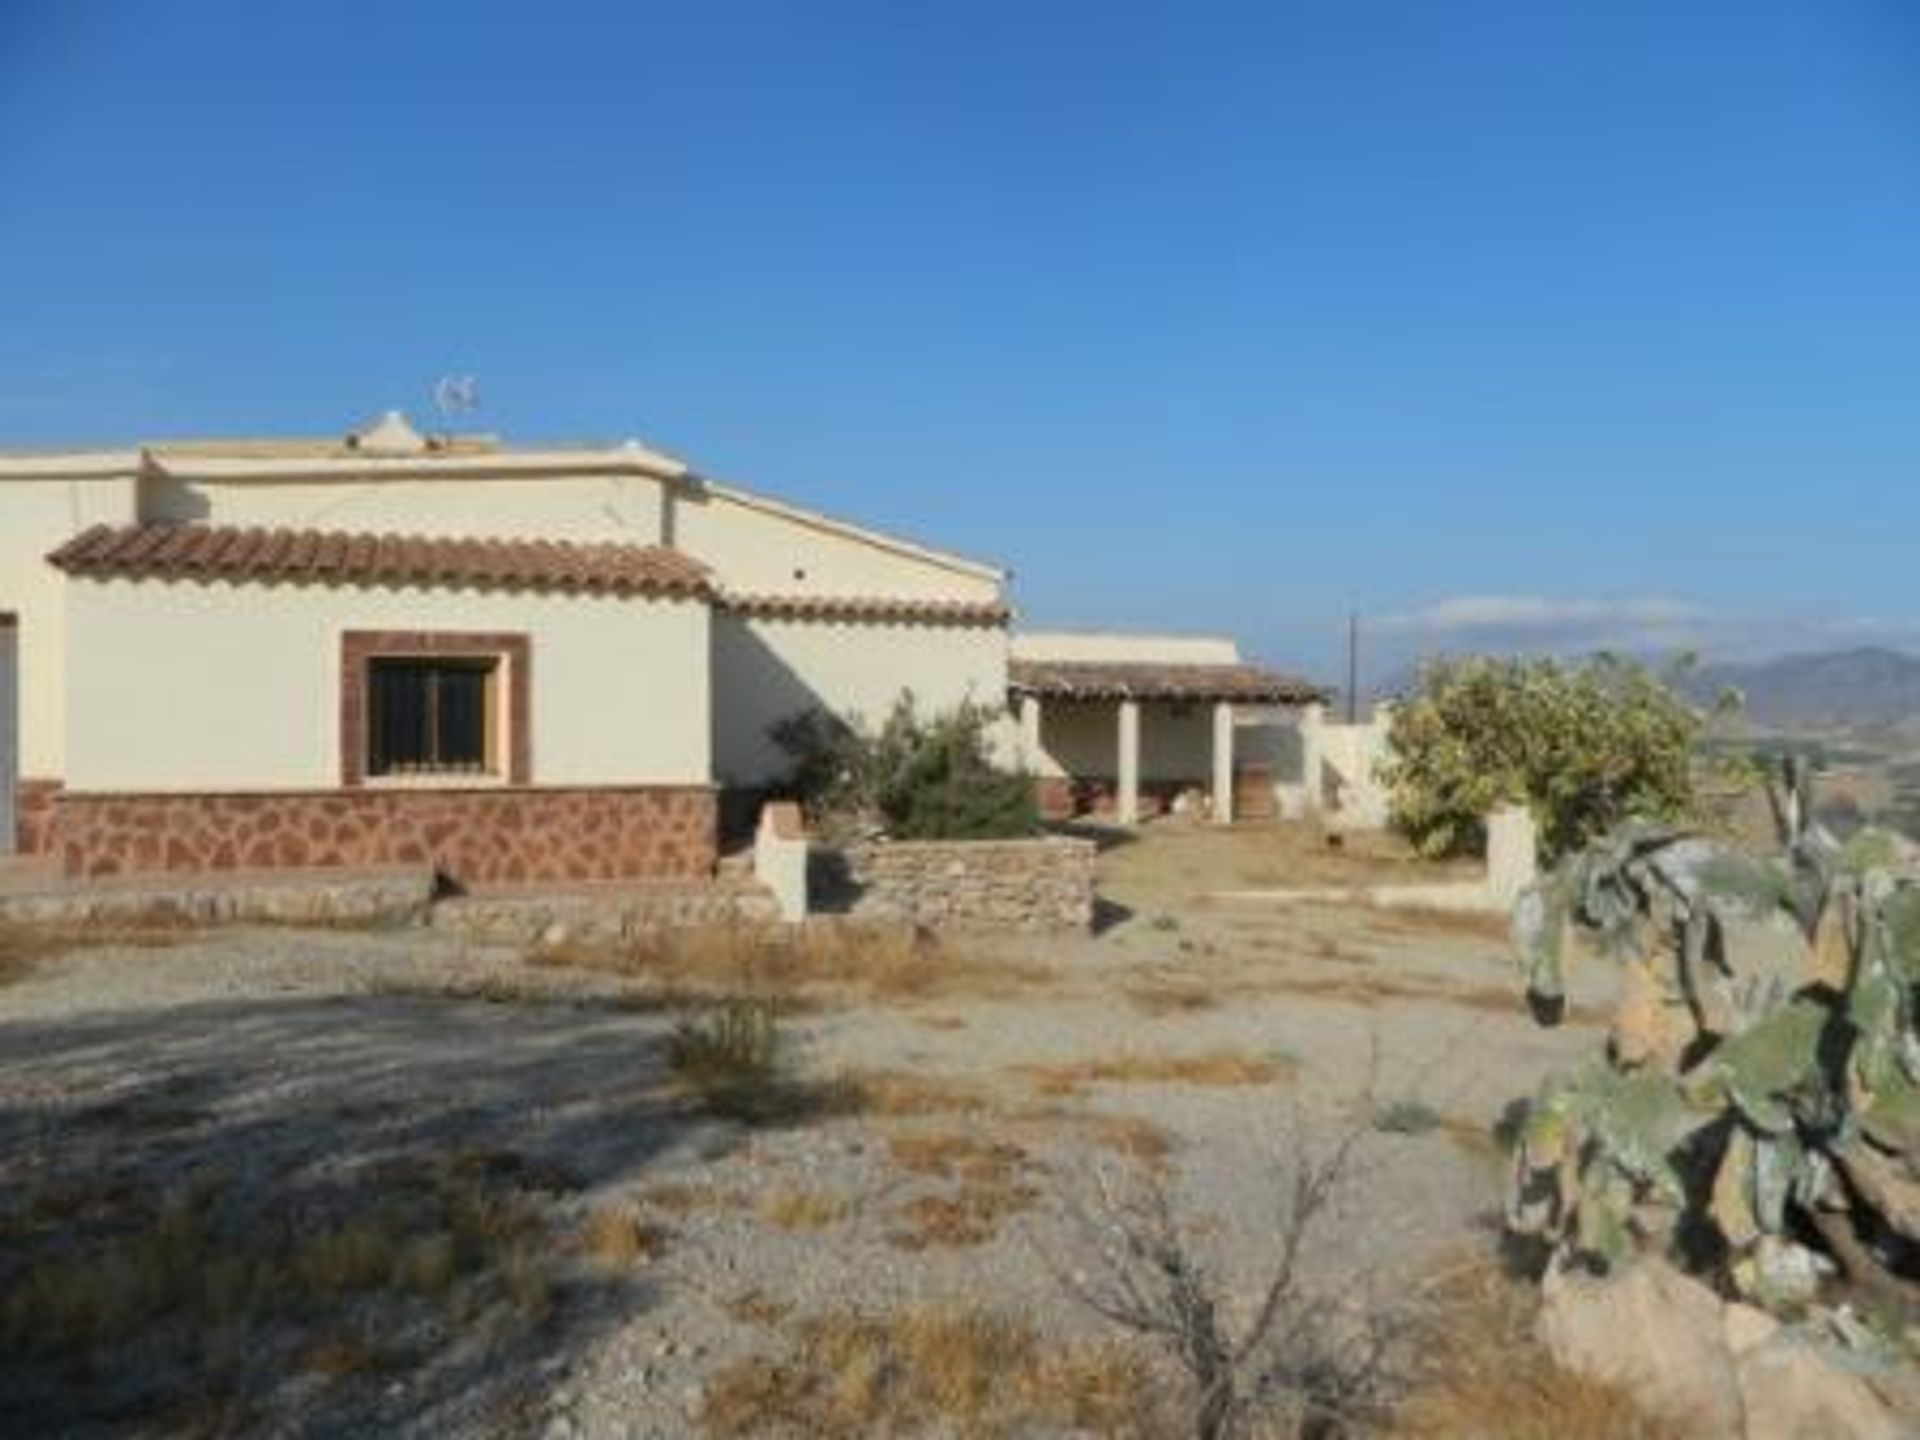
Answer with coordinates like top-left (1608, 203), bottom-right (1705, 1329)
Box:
top-left (757, 1186), bottom-right (855, 1232)
top-left (1019, 1049), bottom-right (1291, 1097)
top-left (1388, 1258), bottom-right (1688, 1439)
top-left (886, 1131), bottom-right (1038, 1249)
top-left (699, 1302), bottom-right (1154, 1438)
top-left (533, 920), bottom-right (1046, 1005)
top-left (722, 1289), bottom-right (793, 1328)
top-left (581, 1202), bottom-right (671, 1269)
top-left (0, 919), bottom-right (201, 986)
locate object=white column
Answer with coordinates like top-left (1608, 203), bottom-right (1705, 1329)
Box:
top-left (1211, 700), bottom-right (1235, 825)
top-left (1299, 701), bottom-right (1326, 815)
top-left (1018, 692), bottom-right (1042, 764)
top-left (1116, 699), bottom-right (1141, 825)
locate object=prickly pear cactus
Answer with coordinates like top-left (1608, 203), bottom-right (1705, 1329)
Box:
top-left (1506, 816), bottom-right (1920, 1314)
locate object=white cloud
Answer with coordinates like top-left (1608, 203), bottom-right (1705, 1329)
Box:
top-left (1374, 595), bottom-right (1705, 638)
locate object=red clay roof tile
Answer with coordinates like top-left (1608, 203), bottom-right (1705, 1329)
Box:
top-left (47, 523), bottom-right (712, 600)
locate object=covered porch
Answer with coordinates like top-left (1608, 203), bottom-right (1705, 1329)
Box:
top-left (1010, 657), bottom-right (1325, 825)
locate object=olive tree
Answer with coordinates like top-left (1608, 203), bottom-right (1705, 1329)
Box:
top-left (1380, 654), bottom-right (1700, 862)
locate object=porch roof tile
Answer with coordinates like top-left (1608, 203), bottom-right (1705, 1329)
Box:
top-left (1009, 658), bottom-right (1326, 705)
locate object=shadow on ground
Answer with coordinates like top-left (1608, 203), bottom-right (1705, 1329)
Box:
top-left (0, 993), bottom-right (717, 1438)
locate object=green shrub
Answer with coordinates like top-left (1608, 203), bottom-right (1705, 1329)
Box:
top-left (668, 1000), bottom-right (784, 1120)
top-left (771, 692), bottom-right (1037, 841)
top-left (1381, 655), bottom-right (1700, 862)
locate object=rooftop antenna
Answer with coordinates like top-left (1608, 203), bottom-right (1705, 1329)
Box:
top-left (431, 374), bottom-right (480, 435)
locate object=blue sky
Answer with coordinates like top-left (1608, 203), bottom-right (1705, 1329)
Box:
top-left (3, 2), bottom-right (1918, 683)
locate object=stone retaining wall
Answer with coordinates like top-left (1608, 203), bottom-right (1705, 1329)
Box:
top-left (827, 835), bottom-right (1096, 931)
top-left (432, 879), bottom-right (778, 948)
top-left (52, 785), bottom-right (717, 888)
top-left (0, 867), bottom-right (435, 929)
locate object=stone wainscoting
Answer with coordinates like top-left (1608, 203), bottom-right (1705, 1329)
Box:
top-left (15, 779), bottom-right (63, 856)
top-left (52, 786), bottom-right (717, 889)
top-left (1034, 776), bottom-right (1189, 822)
top-left (826, 835), bottom-right (1096, 931)
top-left (433, 877), bottom-right (778, 947)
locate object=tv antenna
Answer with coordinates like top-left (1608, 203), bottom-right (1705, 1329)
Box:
top-left (431, 374), bottom-right (480, 430)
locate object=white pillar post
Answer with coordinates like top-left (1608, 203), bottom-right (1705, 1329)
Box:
top-left (1211, 700), bottom-right (1235, 824)
top-left (1117, 699), bottom-right (1141, 826)
top-left (1299, 701), bottom-right (1326, 815)
top-left (1018, 692), bottom-right (1042, 764)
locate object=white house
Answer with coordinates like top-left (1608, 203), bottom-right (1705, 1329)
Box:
top-left (0, 412), bottom-right (1321, 887)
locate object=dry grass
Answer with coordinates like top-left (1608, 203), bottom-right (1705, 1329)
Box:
top-left (1387, 1258), bottom-right (1689, 1439)
top-left (836, 1067), bottom-right (1000, 1118)
top-left (638, 1180), bottom-right (750, 1217)
top-left (723, 1289), bottom-right (794, 1328)
top-left (1120, 974), bottom-right (1221, 1016)
top-left (0, 919), bottom-right (202, 987)
top-left (533, 920), bottom-right (1047, 1005)
top-left (0, 1146), bottom-right (563, 1424)
top-left (580, 1201), bottom-right (672, 1269)
top-left (1018, 1048), bottom-right (1292, 1097)
top-left (1363, 904), bottom-right (1514, 943)
top-left (757, 1185), bottom-right (855, 1232)
top-left (699, 1303), bottom-right (1156, 1439)
top-left (886, 1131), bottom-right (1039, 1249)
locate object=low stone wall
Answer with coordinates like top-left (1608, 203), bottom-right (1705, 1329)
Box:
top-left (52, 785), bottom-right (717, 889)
top-left (433, 878), bottom-right (778, 947)
top-left (0, 866), bottom-right (435, 929)
top-left (826, 835), bottom-right (1096, 931)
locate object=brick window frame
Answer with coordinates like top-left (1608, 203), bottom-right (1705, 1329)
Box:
top-left (341, 631), bottom-right (531, 787)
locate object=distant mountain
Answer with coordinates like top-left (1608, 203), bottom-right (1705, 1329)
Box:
top-left (1685, 647), bottom-right (1920, 734)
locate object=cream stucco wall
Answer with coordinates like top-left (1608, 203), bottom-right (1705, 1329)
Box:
top-left (64, 577), bottom-right (709, 792)
top-left (712, 613), bottom-right (1010, 786)
top-left (143, 471), bottom-right (669, 545)
top-left (0, 472), bottom-right (140, 778)
top-left (671, 485), bottom-right (1002, 603)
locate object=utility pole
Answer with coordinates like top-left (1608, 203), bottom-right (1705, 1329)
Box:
top-left (1346, 611), bottom-right (1360, 724)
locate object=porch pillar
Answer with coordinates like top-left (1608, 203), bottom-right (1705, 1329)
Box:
top-left (1116, 699), bottom-right (1141, 825)
top-left (1018, 692), bottom-right (1043, 763)
top-left (1212, 700), bottom-right (1235, 824)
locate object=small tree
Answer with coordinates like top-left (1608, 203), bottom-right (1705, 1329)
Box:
top-left (771, 692), bottom-right (1037, 841)
top-left (1380, 654), bottom-right (1699, 862)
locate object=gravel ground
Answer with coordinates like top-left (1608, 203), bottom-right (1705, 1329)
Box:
top-left (0, 825), bottom-right (1608, 1439)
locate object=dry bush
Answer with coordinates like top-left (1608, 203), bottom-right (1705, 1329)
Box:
top-left (699, 1302), bottom-right (1155, 1439)
top-left (887, 1131), bottom-right (1039, 1249)
top-left (1020, 1049), bottom-right (1292, 1098)
top-left (757, 1185), bottom-right (854, 1232)
top-left (667, 999), bottom-right (787, 1121)
top-left (580, 1202), bottom-right (671, 1269)
top-left (1387, 1258), bottom-right (1687, 1439)
top-left (533, 920), bottom-right (1046, 1005)
top-left (1041, 1121), bottom-right (1408, 1440)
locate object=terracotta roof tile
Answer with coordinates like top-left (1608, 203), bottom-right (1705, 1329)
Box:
top-left (47, 523), bottom-right (712, 600)
top-left (718, 592), bottom-right (1010, 626)
top-left (1009, 658), bottom-right (1326, 705)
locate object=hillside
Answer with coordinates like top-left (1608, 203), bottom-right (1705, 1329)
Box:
top-left (1686, 646), bottom-right (1920, 733)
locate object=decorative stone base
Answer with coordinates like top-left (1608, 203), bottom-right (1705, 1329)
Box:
top-left (15, 778), bottom-right (63, 856)
top-left (823, 835), bottom-right (1096, 931)
top-left (1033, 776), bottom-right (1187, 821)
top-left (53, 786), bottom-right (718, 889)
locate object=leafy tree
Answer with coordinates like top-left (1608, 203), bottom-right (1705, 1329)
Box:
top-left (1380, 654), bottom-right (1701, 861)
top-left (770, 692), bottom-right (1037, 841)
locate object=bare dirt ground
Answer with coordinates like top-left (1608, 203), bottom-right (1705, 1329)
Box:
top-left (0, 823), bottom-right (1622, 1439)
